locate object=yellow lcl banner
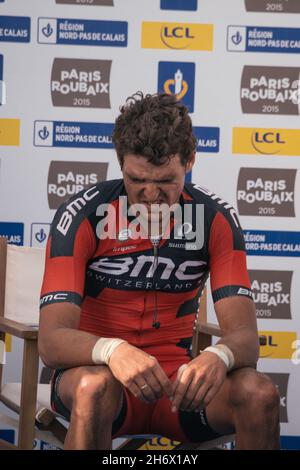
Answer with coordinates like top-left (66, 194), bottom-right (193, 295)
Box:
top-left (0, 118), bottom-right (20, 146)
top-left (259, 331), bottom-right (297, 359)
top-left (233, 128), bottom-right (300, 156)
top-left (141, 22), bottom-right (213, 51)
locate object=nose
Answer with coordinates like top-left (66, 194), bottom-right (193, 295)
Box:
top-left (143, 182), bottom-right (160, 203)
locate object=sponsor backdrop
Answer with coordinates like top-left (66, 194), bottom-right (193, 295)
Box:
top-left (0, 0), bottom-right (299, 449)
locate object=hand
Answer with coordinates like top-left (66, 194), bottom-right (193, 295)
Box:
top-left (171, 351), bottom-right (228, 413)
top-left (108, 342), bottom-right (173, 404)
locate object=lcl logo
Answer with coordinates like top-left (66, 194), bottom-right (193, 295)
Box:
top-left (161, 26), bottom-right (195, 39)
top-left (253, 132), bottom-right (285, 144)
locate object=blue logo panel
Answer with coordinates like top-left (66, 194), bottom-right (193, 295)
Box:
top-left (280, 436), bottom-right (300, 450)
top-left (0, 430), bottom-right (15, 444)
top-left (0, 16), bottom-right (30, 43)
top-left (160, 0), bottom-right (197, 11)
top-left (158, 61), bottom-right (195, 112)
top-left (38, 18), bottom-right (127, 47)
top-left (0, 222), bottom-right (24, 245)
top-left (193, 126), bottom-right (220, 153)
top-left (244, 230), bottom-right (300, 257)
top-left (228, 25), bottom-right (300, 53)
top-left (34, 121), bottom-right (114, 149)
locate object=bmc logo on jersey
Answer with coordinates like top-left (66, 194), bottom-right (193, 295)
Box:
top-left (88, 256), bottom-right (207, 292)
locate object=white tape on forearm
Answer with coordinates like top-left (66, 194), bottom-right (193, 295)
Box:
top-left (91, 337), bottom-right (127, 365)
top-left (202, 344), bottom-right (235, 371)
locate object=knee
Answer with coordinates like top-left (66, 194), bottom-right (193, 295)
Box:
top-left (229, 368), bottom-right (280, 414)
top-left (73, 367), bottom-right (122, 414)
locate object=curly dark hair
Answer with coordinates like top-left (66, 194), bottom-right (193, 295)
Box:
top-left (112, 91), bottom-right (197, 167)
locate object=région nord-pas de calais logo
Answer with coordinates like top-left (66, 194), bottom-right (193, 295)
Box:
top-left (51, 58), bottom-right (111, 108)
top-left (249, 270), bottom-right (292, 319)
top-left (38, 18), bottom-right (127, 47)
top-left (237, 168), bottom-right (297, 217)
top-left (241, 66), bottom-right (300, 115)
top-left (55, 0), bottom-right (114, 5)
top-left (47, 161), bottom-right (108, 209)
top-left (158, 62), bottom-right (195, 112)
top-left (245, 0), bottom-right (300, 13)
top-left (141, 22), bottom-right (213, 51)
top-left (232, 128), bottom-right (300, 156)
top-left (227, 25), bottom-right (300, 53)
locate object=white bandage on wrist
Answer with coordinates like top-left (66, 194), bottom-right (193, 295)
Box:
top-left (202, 344), bottom-right (235, 371)
top-left (91, 337), bottom-right (127, 365)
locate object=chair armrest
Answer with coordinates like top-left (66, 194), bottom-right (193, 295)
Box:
top-left (0, 317), bottom-right (38, 339)
top-left (196, 321), bottom-right (222, 338)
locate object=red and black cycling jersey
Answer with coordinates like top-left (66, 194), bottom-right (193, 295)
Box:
top-left (40, 179), bottom-right (252, 359)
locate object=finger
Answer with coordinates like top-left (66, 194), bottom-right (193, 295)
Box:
top-left (152, 363), bottom-right (174, 400)
top-left (181, 377), bottom-right (205, 411)
top-left (172, 363), bottom-right (189, 396)
top-left (127, 380), bottom-right (149, 402)
top-left (172, 369), bottom-right (193, 413)
top-left (135, 377), bottom-right (157, 403)
top-left (146, 371), bottom-right (165, 399)
top-left (188, 383), bottom-right (213, 412)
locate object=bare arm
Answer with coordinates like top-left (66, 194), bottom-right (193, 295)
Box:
top-left (38, 303), bottom-right (101, 369)
top-left (38, 302), bottom-right (173, 402)
top-left (214, 295), bottom-right (259, 369)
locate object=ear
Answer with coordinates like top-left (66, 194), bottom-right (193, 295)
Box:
top-left (185, 151), bottom-right (196, 173)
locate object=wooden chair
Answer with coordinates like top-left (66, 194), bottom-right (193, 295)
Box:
top-left (0, 237), bottom-right (235, 450)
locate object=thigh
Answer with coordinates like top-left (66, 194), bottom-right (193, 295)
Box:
top-left (51, 365), bottom-right (123, 422)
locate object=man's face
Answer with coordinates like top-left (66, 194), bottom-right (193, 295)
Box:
top-left (122, 153), bottom-right (194, 224)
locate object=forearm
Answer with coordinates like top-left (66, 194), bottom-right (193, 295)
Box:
top-left (39, 327), bottom-right (102, 369)
top-left (217, 327), bottom-right (260, 369)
